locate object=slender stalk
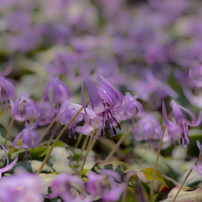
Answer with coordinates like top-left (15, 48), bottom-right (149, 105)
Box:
top-left (150, 126), bottom-right (166, 201)
top-left (150, 111), bottom-right (173, 201)
top-left (76, 134), bottom-right (90, 168)
top-left (48, 122), bottom-right (60, 146)
top-left (80, 118), bottom-right (98, 175)
top-left (4, 117), bottom-right (14, 146)
top-left (73, 133), bottom-right (83, 152)
top-left (36, 105), bottom-right (84, 174)
top-left (39, 112), bottom-right (62, 143)
top-left (104, 127), bottom-right (132, 164)
top-left (172, 155), bottom-right (202, 202)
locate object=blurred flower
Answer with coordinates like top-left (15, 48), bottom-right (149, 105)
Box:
top-left (0, 145), bottom-right (18, 177)
top-left (48, 173), bottom-right (91, 202)
top-left (11, 92), bottom-right (40, 122)
top-left (86, 170), bottom-right (125, 202)
top-left (131, 71), bottom-right (178, 108)
top-left (0, 61), bottom-right (15, 103)
top-left (162, 100), bottom-right (202, 147)
top-left (36, 101), bottom-right (57, 126)
top-left (189, 65), bottom-right (202, 87)
top-left (184, 88), bottom-right (202, 109)
top-left (44, 76), bottom-right (72, 105)
top-left (0, 169), bottom-right (44, 202)
top-left (134, 114), bottom-right (162, 141)
top-left (57, 99), bottom-right (83, 138)
top-left (119, 92), bottom-right (144, 121)
top-left (13, 123), bottom-right (39, 150)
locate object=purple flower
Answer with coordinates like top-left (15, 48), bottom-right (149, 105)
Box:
top-left (0, 76), bottom-right (16, 103)
top-left (81, 75), bottom-right (123, 136)
top-left (11, 92), bottom-right (40, 122)
top-left (48, 173), bottom-right (91, 202)
top-left (0, 61), bottom-right (15, 103)
top-left (119, 92), bottom-right (144, 121)
top-left (36, 101), bottom-right (57, 126)
top-left (86, 170), bottom-right (125, 202)
top-left (0, 145), bottom-right (18, 177)
top-left (134, 114), bottom-right (162, 141)
top-left (131, 71), bottom-right (178, 108)
top-left (44, 76), bottom-right (72, 105)
top-left (162, 100), bottom-right (201, 147)
top-left (13, 123), bottom-right (39, 150)
top-left (0, 169), bottom-right (44, 202)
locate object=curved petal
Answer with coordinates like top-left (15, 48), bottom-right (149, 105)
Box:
top-left (162, 101), bottom-right (177, 130)
top-left (171, 100), bottom-right (186, 125)
top-left (0, 156), bottom-right (18, 176)
top-left (86, 78), bottom-right (105, 114)
top-left (96, 75), bottom-right (123, 108)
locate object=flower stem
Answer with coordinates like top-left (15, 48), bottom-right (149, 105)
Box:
top-left (48, 122), bottom-right (60, 146)
top-left (4, 117), bottom-right (14, 146)
top-left (36, 105), bottom-right (85, 174)
top-left (150, 126), bottom-right (166, 201)
top-left (80, 118), bottom-right (98, 175)
top-left (104, 126), bottom-right (132, 164)
top-left (76, 134), bottom-right (90, 168)
top-left (39, 112), bottom-right (62, 143)
top-left (172, 155), bottom-right (201, 202)
top-left (73, 133), bottom-right (83, 152)
top-left (150, 111), bottom-right (173, 201)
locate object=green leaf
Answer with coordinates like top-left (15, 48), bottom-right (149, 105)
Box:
top-left (29, 146), bottom-right (49, 158)
top-left (141, 168), bottom-right (168, 188)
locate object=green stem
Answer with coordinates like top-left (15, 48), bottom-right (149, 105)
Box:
top-left (104, 127), bottom-right (132, 164)
top-left (39, 112), bottom-right (62, 143)
top-left (73, 133), bottom-right (83, 152)
top-left (150, 111), bottom-right (173, 201)
top-left (4, 117), bottom-right (14, 146)
top-left (48, 122), bottom-right (60, 146)
top-left (150, 126), bottom-right (166, 201)
top-left (36, 105), bottom-right (84, 174)
top-left (80, 118), bottom-right (98, 175)
top-left (76, 134), bottom-right (90, 168)
top-left (172, 155), bottom-right (202, 202)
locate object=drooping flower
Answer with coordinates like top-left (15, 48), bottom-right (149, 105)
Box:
top-left (86, 170), bottom-right (125, 202)
top-left (0, 145), bottom-right (18, 177)
top-left (0, 61), bottom-right (16, 103)
top-left (43, 76), bottom-right (72, 105)
top-left (56, 99), bottom-right (83, 138)
top-left (81, 75), bottom-right (123, 137)
top-left (0, 169), bottom-right (44, 202)
top-left (13, 123), bottom-right (39, 150)
top-left (134, 113), bottom-right (162, 141)
top-left (10, 92), bottom-right (40, 122)
top-left (118, 92), bottom-right (144, 121)
top-left (162, 100), bottom-right (202, 147)
top-left (36, 100), bottom-right (57, 126)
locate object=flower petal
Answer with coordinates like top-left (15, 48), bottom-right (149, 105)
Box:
top-left (85, 79), bottom-right (105, 114)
